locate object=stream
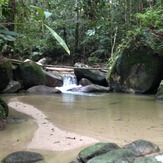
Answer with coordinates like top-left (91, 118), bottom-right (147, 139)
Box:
top-left (1, 93), bottom-right (163, 163)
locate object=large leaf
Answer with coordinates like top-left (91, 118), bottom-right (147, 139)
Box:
top-left (30, 5), bottom-right (45, 19)
top-left (30, 5), bottom-right (52, 20)
top-left (0, 29), bottom-right (19, 36)
top-left (44, 24), bottom-right (70, 55)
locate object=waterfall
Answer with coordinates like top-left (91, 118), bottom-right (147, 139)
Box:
top-left (56, 74), bottom-right (81, 93)
top-left (63, 74), bottom-right (77, 87)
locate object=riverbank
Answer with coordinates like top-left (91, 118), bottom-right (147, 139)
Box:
top-left (8, 98), bottom-right (98, 151)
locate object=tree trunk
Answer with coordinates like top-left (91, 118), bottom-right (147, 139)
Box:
top-left (75, 0), bottom-right (79, 55)
top-left (6, 0), bottom-right (16, 31)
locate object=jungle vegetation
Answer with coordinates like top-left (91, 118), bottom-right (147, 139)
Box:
top-left (0, 0), bottom-right (163, 65)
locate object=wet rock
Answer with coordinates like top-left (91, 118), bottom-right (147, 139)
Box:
top-left (2, 80), bottom-right (21, 93)
top-left (0, 97), bottom-right (9, 117)
top-left (77, 142), bottom-right (120, 162)
top-left (87, 149), bottom-right (136, 163)
top-left (0, 56), bottom-right (12, 91)
top-left (79, 78), bottom-right (92, 86)
top-left (134, 153), bottom-right (163, 163)
top-left (156, 80), bottom-right (163, 100)
top-left (123, 139), bottom-right (160, 157)
top-left (27, 85), bottom-right (61, 94)
top-left (74, 68), bottom-right (108, 86)
top-left (0, 119), bottom-right (6, 130)
top-left (2, 151), bottom-right (44, 163)
top-left (43, 70), bottom-right (63, 87)
top-left (107, 29), bottom-right (163, 94)
top-left (14, 61), bottom-right (46, 89)
top-left (69, 84), bottom-right (111, 93)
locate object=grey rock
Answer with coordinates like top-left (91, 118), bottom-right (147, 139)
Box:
top-left (27, 85), bottom-right (61, 94)
top-left (2, 151), bottom-right (44, 163)
top-left (2, 80), bottom-right (21, 93)
top-left (123, 139), bottom-right (160, 157)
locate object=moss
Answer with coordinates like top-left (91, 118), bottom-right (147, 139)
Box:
top-left (0, 97), bottom-right (9, 118)
top-left (19, 61), bottom-right (46, 89)
top-left (0, 56), bottom-right (12, 91)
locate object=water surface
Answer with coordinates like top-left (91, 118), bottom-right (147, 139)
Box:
top-left (1, 93), bottom-right (163, 162)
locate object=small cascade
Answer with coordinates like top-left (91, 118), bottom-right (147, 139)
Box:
top-left (63, 74), bottom-right (77, 87)
top-left (56, 74), bottom-right (81, 93)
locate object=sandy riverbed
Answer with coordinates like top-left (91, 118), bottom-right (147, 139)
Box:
top-left (8, 98), bottom-right (98, 151)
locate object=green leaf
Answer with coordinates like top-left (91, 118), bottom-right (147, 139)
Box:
top-left (30, 5), bottom-right (45, 19)
top-left (5, 35), bottom-right (16, 41)
top-left (30, 5), bottom-right (52, 20)
top-left (0, 29), bottom-right (19, 36)
top-left (44, 24), bottom-right (70, 55)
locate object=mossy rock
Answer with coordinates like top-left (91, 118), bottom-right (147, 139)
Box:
top-left (108, 30), bottom-right (163, 94)
top-left (0, 97), bottom-right (9, 118)
top-left (0, 56), bottom-right (12, 91)
top-left (15, 61), bottom-right (46, 89)
top-left (78, 142), bottom-right (120, 162)
top-left (87, 149), bottom-right (136, 163)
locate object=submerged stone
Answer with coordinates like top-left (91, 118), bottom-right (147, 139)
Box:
top-left (77, 142), bottom-right (120, 162)
top-left (2, 151), bottom-right (44, 163)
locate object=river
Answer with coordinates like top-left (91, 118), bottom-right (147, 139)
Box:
top-left (1, 93), bottom-right (163, 162)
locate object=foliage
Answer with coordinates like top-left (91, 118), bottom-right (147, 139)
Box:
top-left (107, 6), bottom-right (163, 78)
top-left (0, 0), bottom-right (162, 63)
top-left (135, 6), bottom-right (163, 28)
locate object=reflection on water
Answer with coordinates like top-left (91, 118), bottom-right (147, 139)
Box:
top-left (1, 93), bottom-right (163, 162)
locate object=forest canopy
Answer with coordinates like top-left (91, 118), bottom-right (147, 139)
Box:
top-left (0, 0), bottom-right (163, 64)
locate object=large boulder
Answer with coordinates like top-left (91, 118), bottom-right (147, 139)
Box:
top-left (108, 29), bottom-right (163, 94)
top-left (0, 56), bottom-right (12, 91)
top-left (14, 61), bottom-right (46, 89)
top-left (74, 68), bottom-right (108, 87)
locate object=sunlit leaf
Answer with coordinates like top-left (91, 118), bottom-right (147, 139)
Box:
top-left (44, 11), bottom-right (52, 19)
top-left (30, 5), bottom-right (44, 19)
top-left (44, 24), bottom-right (70, 55)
